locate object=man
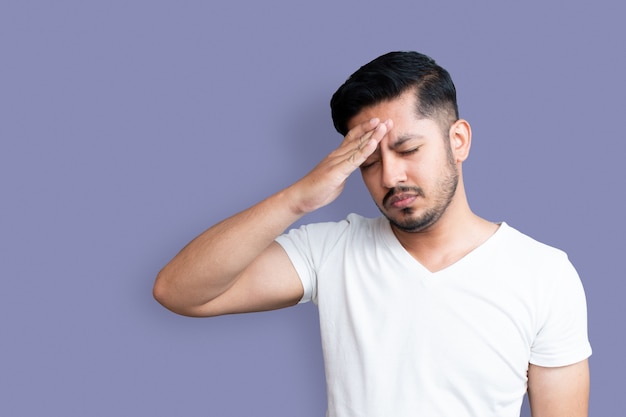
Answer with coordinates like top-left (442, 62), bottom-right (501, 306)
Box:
top-left (153, 51), bottom-right (591, 416)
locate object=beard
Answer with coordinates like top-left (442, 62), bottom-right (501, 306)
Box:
top-left (378, 148), bottom-right (459, 233)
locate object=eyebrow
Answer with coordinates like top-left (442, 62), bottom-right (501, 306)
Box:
top-left (365, 134), bottom-right (425, 159)
top-left (388, 134), bottom-right (423, 149)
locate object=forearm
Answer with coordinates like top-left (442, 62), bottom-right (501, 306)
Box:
top-left (153, 118), bottom-right (390, 315)
top-left (153, 186), bottom-right (304, 313)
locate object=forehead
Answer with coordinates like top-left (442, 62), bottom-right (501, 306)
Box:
top-left (347, 91), bottom-right (444, 142)
top-left (346, 90), bottom-right (420, 131)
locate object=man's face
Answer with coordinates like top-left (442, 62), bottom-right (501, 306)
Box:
top-left (347, 90), bottom-right (459, 233)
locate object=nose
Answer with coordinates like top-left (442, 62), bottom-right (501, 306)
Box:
top-left (381, 155), bottom-right (407, 189)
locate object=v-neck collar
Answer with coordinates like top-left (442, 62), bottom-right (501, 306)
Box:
top-left (377, 218), bottom-right (506, 277)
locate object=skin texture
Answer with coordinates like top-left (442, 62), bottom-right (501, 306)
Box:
top-left (528, 360), bottom-right (590, 417)
top-left (153, 89), bottom-right (589, 416)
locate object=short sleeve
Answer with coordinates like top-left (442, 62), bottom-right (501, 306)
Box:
top-left (275, 226), bottom-right (318, 304)
top-left (529, 257), bottom-right (592, 367)
top-left (275, 218), bottom-right (354, 305)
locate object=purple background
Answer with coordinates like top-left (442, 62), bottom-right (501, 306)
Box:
top-left (1, 1), bottom-right (623, 415)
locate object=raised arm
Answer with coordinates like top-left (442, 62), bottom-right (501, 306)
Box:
top-left (527, 359), bottom-right (590, 417)
top-left (153, 118), bottom-right (391, 317)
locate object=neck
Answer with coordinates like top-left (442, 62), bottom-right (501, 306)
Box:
top-left (391, 181), bottom-right (498, 272)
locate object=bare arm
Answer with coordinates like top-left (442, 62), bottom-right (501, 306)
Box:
top-left (153, 118), bottom-right (391, 317)
top-left (527, 359), bottom-right (589, 417)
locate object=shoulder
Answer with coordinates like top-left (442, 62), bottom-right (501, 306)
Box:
top-left (275, 214), bottom-right (388, 269)
top-left (278, 213), bottom-right (383, 243)
top-left (482, 223), bottom-right (582, 295)
top-left (496, 223), bottom-right (570, 265)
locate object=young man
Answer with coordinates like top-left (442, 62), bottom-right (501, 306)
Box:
top-left (153, 51), bottom-right (591, 417)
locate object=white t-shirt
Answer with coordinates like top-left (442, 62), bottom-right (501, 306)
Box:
top-left (276, 214), bottom-right (591, 417)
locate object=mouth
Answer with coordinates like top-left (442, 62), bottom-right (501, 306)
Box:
top-left (387, 193), bottom-right (417, 209)
top-left (383, 187), bottom-right (423, 210)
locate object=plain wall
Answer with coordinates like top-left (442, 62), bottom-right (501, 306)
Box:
top-left (2, 1), bottom-right (623, 415)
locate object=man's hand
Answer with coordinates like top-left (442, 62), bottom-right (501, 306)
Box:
top-left (288, 118), bottom-right (392, 214)
top-left (154, 117), bottom-right (391, 316)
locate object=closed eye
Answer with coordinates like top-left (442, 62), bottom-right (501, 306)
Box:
top-left (399, 147), bottom-right (420, 155)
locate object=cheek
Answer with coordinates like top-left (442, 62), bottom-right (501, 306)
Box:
top-left (405, 164), bottom-right (428, 182)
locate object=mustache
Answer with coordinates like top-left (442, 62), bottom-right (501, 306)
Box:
top-left (382, 186), bottom-right (424, 207)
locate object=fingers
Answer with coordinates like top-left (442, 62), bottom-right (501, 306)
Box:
top-left (344, 118), bottom-right (392, 148)
top-left (290, 118), bottom-right (392, 213)
top-left (343, 118), bottom-right (392, 167)
top-left (341, 118), bottom-right (380, 146)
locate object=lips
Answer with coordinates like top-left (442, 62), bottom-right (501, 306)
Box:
top-left (387, 193), bottom-right (418, 209)
top-left (383, 186), bottom-right (424, 210)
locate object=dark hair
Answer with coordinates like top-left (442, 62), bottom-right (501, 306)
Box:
top-left (330, 51), bottom-right (459, 136)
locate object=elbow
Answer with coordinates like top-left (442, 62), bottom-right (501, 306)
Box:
top-left (152, 271), bottom-right (168, 306)
top-left (152, 269), bottom-right (208, 317)
top-left (152, 269), bottom-right (178, 312)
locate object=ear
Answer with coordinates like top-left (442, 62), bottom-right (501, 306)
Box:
top-left (449, 119), bottom-right (471, 163)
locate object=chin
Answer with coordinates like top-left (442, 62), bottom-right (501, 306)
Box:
top-left (382, 208), bottom-right (441, 233)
